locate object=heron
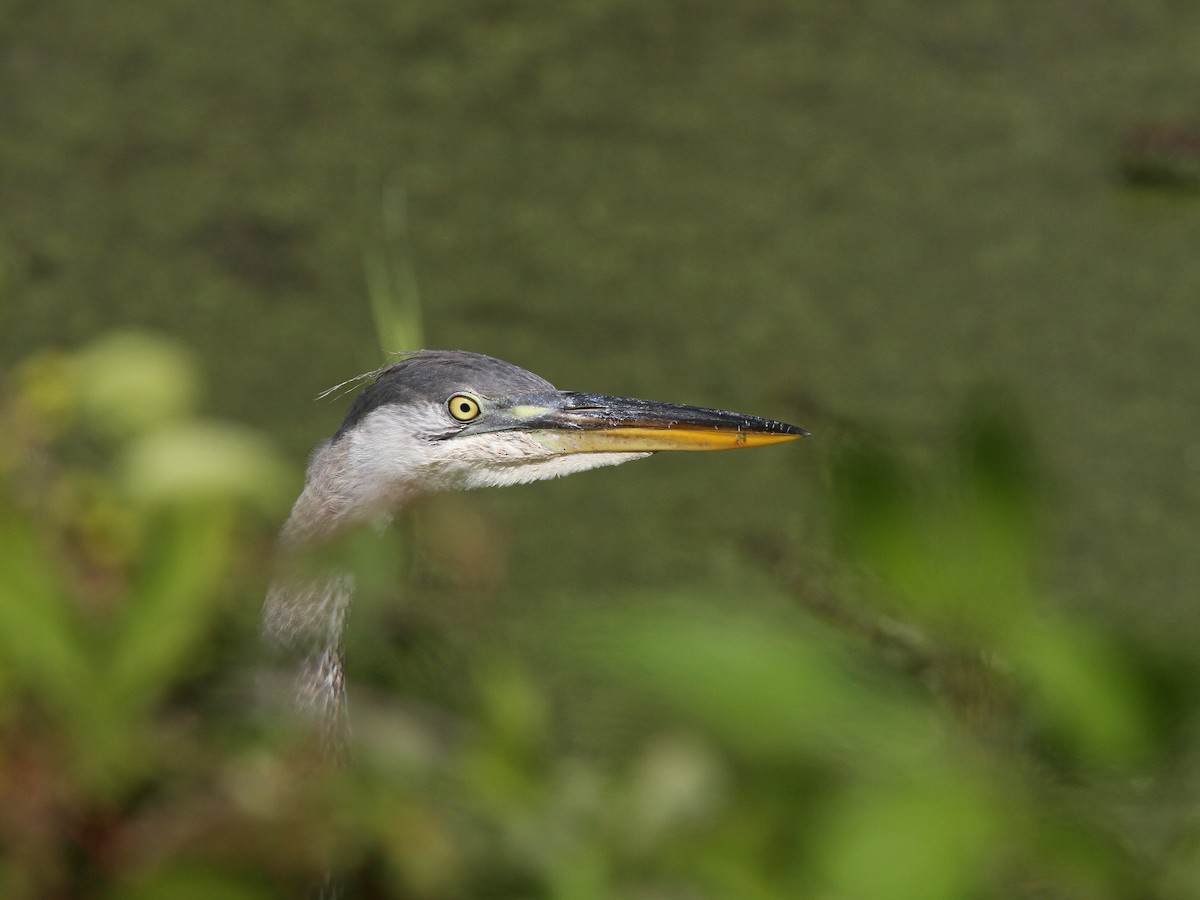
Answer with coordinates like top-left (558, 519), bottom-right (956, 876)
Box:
top-left (264, 350), bottom-right (807, 753)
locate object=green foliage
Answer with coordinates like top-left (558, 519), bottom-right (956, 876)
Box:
top-left (0, 334), bottom-right (290, 895)
top-left (1, 335), bottom-right (1198, 898)
top-left (576, 609), bottom-right (931, 765)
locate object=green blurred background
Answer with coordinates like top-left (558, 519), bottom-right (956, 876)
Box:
top-left (5, 0), bottom-right (1199, 637)
top-left (3, 2), bottom-right (1200, 897)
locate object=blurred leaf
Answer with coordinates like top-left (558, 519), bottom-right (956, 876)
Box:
top-left (1010, 614), bottom-right (1152, 765)
top-left (122, 422), bottom-right (287, 510)
top-left (73, 332), bottom-right (199, 437)
top-left (830, 417), bottom-right (1035, 639)
top-left (816, 768), bottom-right (1006, 900)
top-left (0, 489), bottom-right (89, 709)
top-left (576, 607), bottom-right (931, 764)
top-left (104, 508), bottom-right (233, 712)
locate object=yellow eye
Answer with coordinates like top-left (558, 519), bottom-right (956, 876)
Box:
top-left (448, 394), bottom-right (481, 422)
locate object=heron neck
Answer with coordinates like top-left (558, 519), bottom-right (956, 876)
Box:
top-left (280, 439), bottom-right (374, 547)
top-left (263, 438), bottom-right (402, 750)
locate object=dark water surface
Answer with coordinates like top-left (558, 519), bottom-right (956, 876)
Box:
top-left (3, 1), bottom-right (1199, 640)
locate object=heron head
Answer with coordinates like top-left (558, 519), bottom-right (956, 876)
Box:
top-left (330, 350), bottom-right (807, 506)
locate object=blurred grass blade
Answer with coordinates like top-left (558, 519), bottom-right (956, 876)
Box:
top-left (362, 176), bottom-right (425, 355)
top-left (0, 490), bottom-right (89, 707)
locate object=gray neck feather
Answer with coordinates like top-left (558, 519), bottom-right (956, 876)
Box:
top-left (263, 438), bottom-right (392, 755)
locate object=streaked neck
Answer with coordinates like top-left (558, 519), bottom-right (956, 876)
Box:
top-left (263, 438), bottom-right (401, 753)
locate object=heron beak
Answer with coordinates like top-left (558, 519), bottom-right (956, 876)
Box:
top-left (493, 391), bottom-right (808, 453)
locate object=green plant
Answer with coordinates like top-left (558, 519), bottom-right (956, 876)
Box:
top-left (3, 336), bottom-right (1198, 898)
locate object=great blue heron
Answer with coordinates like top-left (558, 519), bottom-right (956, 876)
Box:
top-left (264, 350), bottom-right (806, 752)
